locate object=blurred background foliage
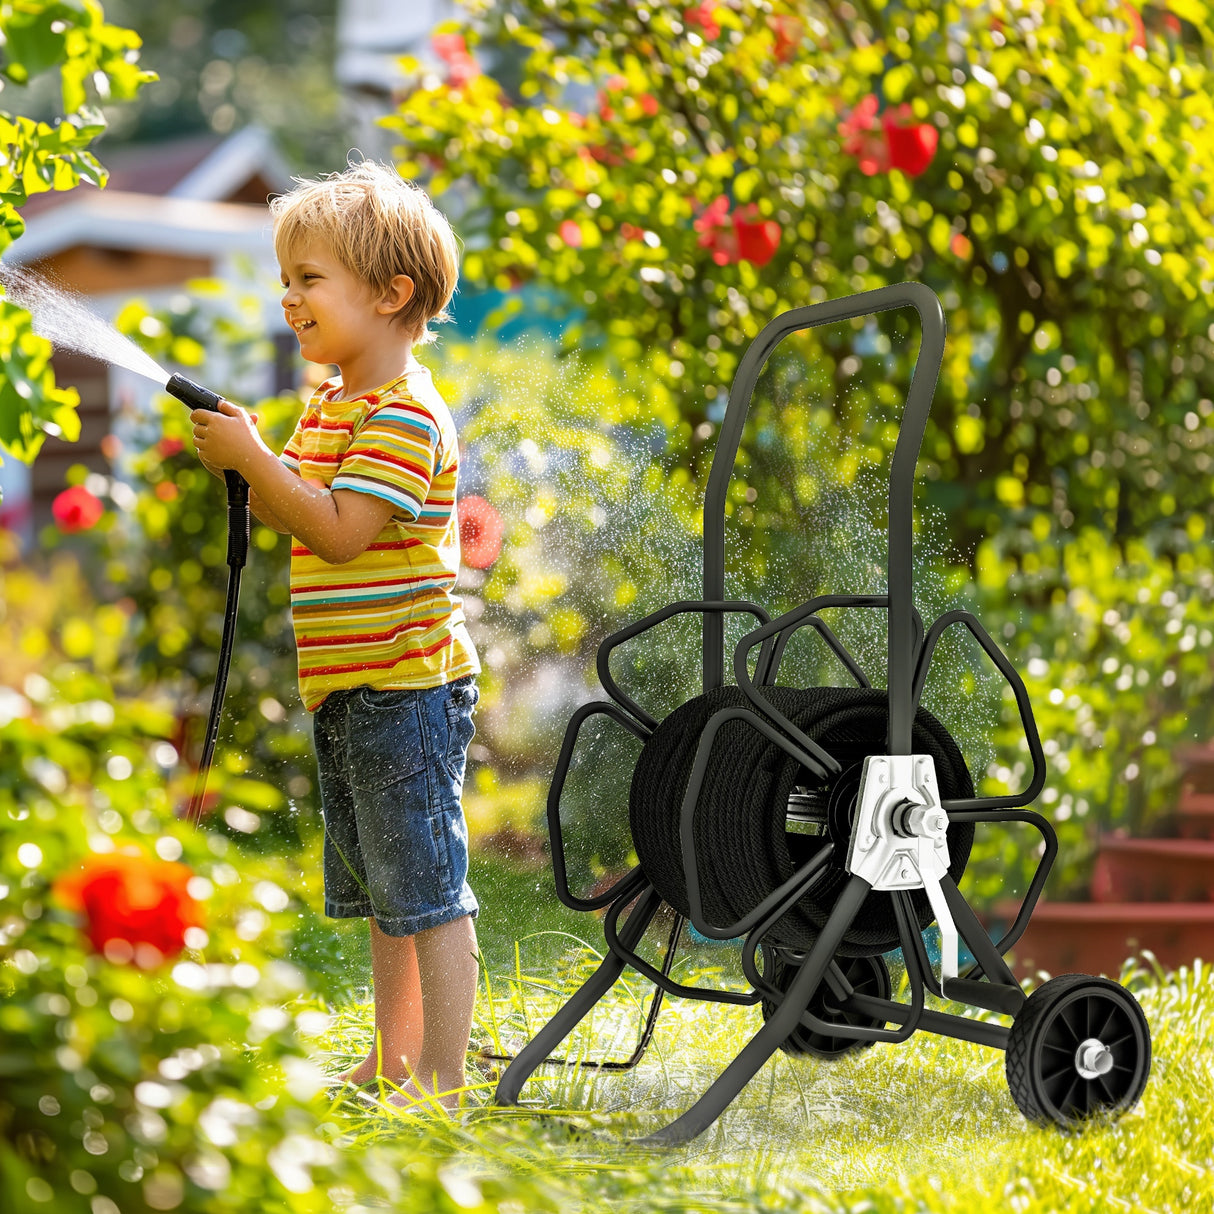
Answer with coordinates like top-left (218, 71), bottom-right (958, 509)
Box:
top-left (0, 644), bottom-right (577, 1211)
top-left (391, 0), bottom-right (1214, 554)
top-left (0, 2), bottom-right (1210, 917)
top-left (3, 0), bottom-right (1214, 1203)
top-left (381, 0), bottom-right (1214, 899)
top-left (95, 0), bottom-right (348, 170)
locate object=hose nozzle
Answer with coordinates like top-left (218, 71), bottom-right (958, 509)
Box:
top-left (166, 373), bottom-right (222, 412)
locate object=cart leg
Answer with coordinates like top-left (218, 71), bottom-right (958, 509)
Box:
top-left (639, 874), bottom-right (872, 1147)
top-left (495, 885), bottom-right (662, 1106)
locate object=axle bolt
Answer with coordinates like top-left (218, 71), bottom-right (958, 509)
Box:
top-left (1075, 1037), bottom-right (1114, 1080)
top-left (891, 801), bottom-right (948, 840)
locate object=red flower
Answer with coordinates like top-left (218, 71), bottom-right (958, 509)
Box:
top-left (684, 4), bottom-right (721, 40)
top-left (768, 14), bottom-right (803, 63)
top-left (447, 57), bottom-right (479, 88)
top-left (694, 195), bottom-right (735, 265)
top-left (432, 32), bottom-right (467, 60)
top-left (732, 205), bottom-right (782, 267)
top-left (432, 31), bottom-right (479, 88)
top-left (695, 196), bottom-right (782, 267)
top-left (839, 94), bottom-right (938, 178)
top-left (639, 93), bottom-right (659, 117)
top-left (458, 495), bottom-right (503, 569)
top-left (950, 232), bottom-right (973, 260)
top-left (52, 485), bottom-right (104, 533)
top-left (839, 94), bottom-right (889, 175)
top-left (54, 850), bottom-right (204, 965)
top-left (882, 105), bottom-right (939, 177)
top-left (559, 219), bottom-right (583, 248)
top-left (157, 437), bottom-right (184, 458)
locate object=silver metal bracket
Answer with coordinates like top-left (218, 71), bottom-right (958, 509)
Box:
top-left (846, 754), bottom-right (958, 984)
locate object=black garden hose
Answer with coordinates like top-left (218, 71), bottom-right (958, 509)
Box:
top-left (165, 366), bottom-right (251, 829)
top-left (185, 469), bottom-right (249, 826)
top-left (629, 685), bottom-right (974, 956)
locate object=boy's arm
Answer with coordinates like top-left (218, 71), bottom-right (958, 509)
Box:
top-left (197, 449), bottom-right (292, 534)
top-left (191, 400), bottom-right (398, 563)
top-left (248, 488), bottom-right (293, 534)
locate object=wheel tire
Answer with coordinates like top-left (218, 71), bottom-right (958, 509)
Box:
top-left (1006, 973), bottom-right (1151, 1127)
top-left (761, 946), bottom-right (891, 1059)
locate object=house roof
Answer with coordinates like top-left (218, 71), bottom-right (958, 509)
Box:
top-left (6, 191), bottom-right (273, 264)
top-left (8, 127), bottom-right (292, 265)
top-left (22, 126), bottom-right (293, 213)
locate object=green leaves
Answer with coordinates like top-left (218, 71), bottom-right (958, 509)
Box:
top-left (0, 0), bottom-right (156, 111)
top-left (0, 299), bottom-right (79, 462)
top-left (382, 0), bottom-right (1214, 880)
top-left (388, 0), bottom-right (1214, 548)
top-left (0, 0), bottom-right (155, 470)
top-left (0, 111), bottom-right (111, 218)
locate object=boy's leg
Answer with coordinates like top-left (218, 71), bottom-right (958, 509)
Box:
top-left (339, 917), bottom-right (424, 1085)
top-left (389, 913), bottom-right (479, 1109)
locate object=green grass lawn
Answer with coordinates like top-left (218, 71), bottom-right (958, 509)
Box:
top-left (298, 852), bottom-right (1214, 1213)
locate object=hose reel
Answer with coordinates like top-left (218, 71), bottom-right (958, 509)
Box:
top-left (496, 284), bottom-right (1150, 1147)
top-left (629, 684), bottom-right (974, 956)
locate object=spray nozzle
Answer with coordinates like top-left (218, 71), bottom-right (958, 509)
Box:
top-left (166, 373), bottom-right (222, 412)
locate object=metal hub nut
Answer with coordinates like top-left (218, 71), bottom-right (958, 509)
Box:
top-left (1074, 1037), bottom-right (1114, 1080)
top-left (891, 801), bottom-right (949, 840)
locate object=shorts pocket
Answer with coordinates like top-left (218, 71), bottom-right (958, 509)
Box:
top-left (428, 804), bottom-right (469, 898)
top-left (442, 682), bottom-right (478, 784)
top-left (348, 690), bottom-right (428, 791)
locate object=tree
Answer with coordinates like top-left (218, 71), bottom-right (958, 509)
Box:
top-left (386, 0), bottom-right (1214, 567)
top-left (0, 0), bottom-right (155, 467)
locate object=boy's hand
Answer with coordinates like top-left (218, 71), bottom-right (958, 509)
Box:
top-left (190, 400), bottom-right (265, 475)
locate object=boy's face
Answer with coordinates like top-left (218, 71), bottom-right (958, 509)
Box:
top-left (279, 238), bottom-right (390, 371)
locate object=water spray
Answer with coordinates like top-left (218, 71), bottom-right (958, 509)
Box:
top-left (1, 265), bottom-right (249, 827)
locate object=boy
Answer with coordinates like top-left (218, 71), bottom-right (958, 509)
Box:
top-left (190, 162), bottom-right (480, 1111)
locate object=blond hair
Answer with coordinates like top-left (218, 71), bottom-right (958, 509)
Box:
top-left (270, 161), bottom-right (459, 346)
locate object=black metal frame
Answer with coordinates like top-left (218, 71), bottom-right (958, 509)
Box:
top-left (495, 282), bottom-right (1057, 1144)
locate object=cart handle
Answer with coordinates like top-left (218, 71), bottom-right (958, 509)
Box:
top-left (703, 282), bottom-right (946, 756)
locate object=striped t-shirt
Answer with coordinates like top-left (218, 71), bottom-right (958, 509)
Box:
top-left (279, 364), bottom-right (480, 711)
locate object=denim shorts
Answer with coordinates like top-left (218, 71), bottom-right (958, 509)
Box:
top-left (312, 676), bottom-right (480, 936)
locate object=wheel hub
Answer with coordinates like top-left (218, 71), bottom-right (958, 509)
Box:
top-left (1074, 1037), bottom-right (1114, 1081)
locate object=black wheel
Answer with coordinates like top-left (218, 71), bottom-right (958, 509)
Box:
top-left (761, 946), bottom-right (891, 1058)
top-left (1006, 974), bottom-right (1151, 1127)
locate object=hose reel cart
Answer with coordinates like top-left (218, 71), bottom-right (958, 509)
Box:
top-left (494, 282), bottom-right (1152, 1146)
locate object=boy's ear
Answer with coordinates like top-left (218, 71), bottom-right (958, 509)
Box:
top-left (377, 274), bottom-right (415, 317)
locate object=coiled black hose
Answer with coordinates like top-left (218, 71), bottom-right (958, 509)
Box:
top-left (629, 685), bottom-right (974, 956)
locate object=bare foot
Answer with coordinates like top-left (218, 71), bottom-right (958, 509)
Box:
top-left (334, 1053), bottom-right (408, 1088)
top-left (384, 1077), bottom-right (461, 1113)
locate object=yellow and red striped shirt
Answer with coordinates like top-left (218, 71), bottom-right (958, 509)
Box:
top-left (280, 364), bottom-right (479, 711)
